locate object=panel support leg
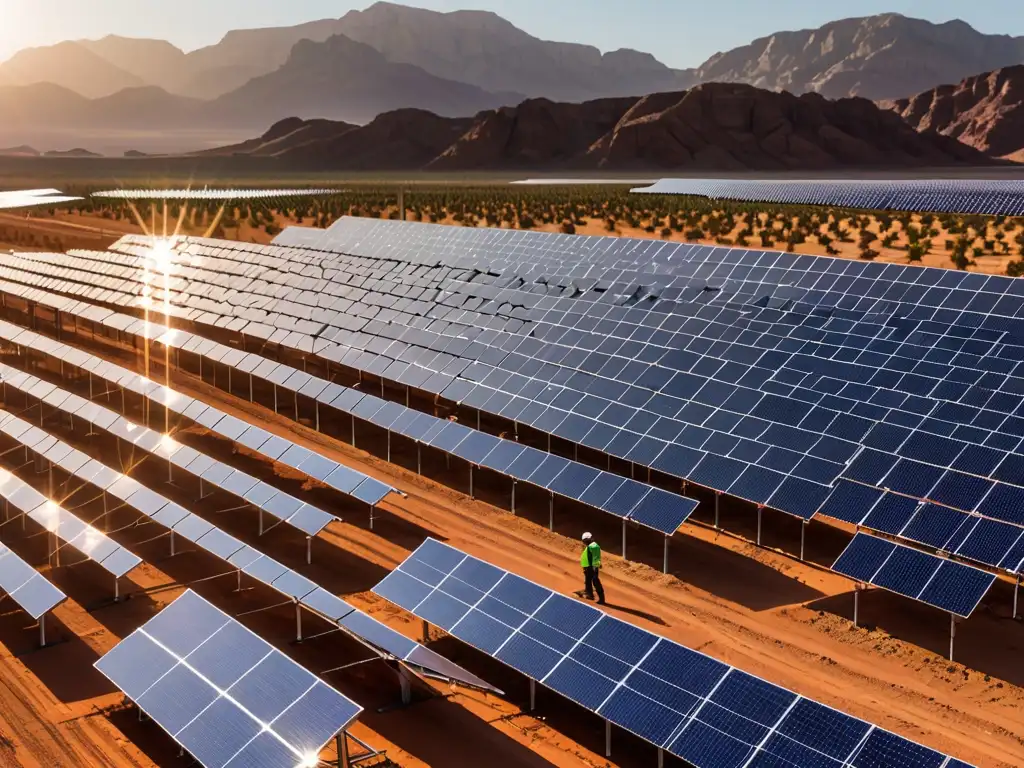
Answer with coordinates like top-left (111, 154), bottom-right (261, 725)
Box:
top-left (714, 493), bottom-right (720, 530)
top-left (548, 492), bottom-right (554, 531)
top-left (295, 602), bottom-right (303, 642)
top-left (398, 666), bottom-right (413, 706)
top-left (114, 576), bottom-right (120, 603)
top-left (170, 531), bottom-right (175, 557)
top-left (259, 507), bottom-right (264, 536)
top-left (422, 619), bottom-right (429, 642)
top-left (306, 537), bottom-right (312, 565)
top-left (529, 679), bottom-right (536, 712)
top-left (621, 518), bottom-right (627, 561)
top-left (663, 536), bottom-right (669, 574)
top-left (605, 720), bottom-right (611, 758)
top-left (756, 505), bottom-right (763, 546)
top-left (469, 465), bottom-right (474, 499)
top-left (511, 481), bottom-right (516, 514)
top-left (369, 505), bottom-right (375, 531)
top-left (315, 402), bottom-right (320, 433)
top-left (658, 749), bottom-right (664, 768)
top-left (39, 614), bottom-right (46, 648)
top-left (387, 430), bottom-right (392, 463)
top-left (949, 614), bottom-right (956, 662)
top-left (416, 444), bottom-right (422, 475)
top-left (853, 587), bottom-right (859, 628)
top-left (800, 520), bottom-right (806, 562)
top-left (337, 732), bottom-right (351, 768)
top-left (1014, 576), bottom-right (1020, 620)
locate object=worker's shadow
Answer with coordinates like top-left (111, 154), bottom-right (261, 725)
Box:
top-left (597, 600), bottom-right (667, 626)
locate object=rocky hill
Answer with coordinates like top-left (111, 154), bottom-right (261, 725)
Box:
top-left (207, 84), bottom-right (996, 171)
top-left (691, 14), bottom-right (1024, 101)
top-left (883, 66), bottom-right (1024, 159)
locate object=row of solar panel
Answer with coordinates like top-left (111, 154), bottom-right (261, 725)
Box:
top-left (821, 480), bottom-right (1024, 575)
top-left (374, 539), bottom-right (969, 768)
top-left (631, 178), bottom-right (1024, 216)
top-left (0, 320), bottom-right (394, 508)
top-left (0, 363), bottom-right (340, 539)
top-left (0, 419), bottom-right (142, 579)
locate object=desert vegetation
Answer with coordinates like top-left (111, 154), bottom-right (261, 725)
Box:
top-left (7, 185), bottom-right (1024, 276)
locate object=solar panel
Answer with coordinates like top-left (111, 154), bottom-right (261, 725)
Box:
top-left (632, 178), bottom-right (1024, 217)
top-left (375, 539), bottom-right (966, 767)
top-left (95, 590), bottom-right (361, 768)
top-left (832, 534), bottom-right (995, 618)
top-left (0, 540), bottom-right (66, 619)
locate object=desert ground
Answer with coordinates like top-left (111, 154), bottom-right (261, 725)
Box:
top-left (0, 280), bottom-right (1020, 768)
top-left (3, 183), bottom-right (1022, 276)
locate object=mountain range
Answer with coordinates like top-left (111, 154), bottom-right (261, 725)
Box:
top-left (194, 85), bottom-right (993, 171)
top-left (1, 3), bottom-right (1023, 161)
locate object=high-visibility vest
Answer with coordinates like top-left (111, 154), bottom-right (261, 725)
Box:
top-left (580, 541), bottom-right (602, 568)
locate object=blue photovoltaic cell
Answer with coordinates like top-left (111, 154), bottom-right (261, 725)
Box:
top-left (848, 728), bottom-right (947, 768)
top-left (374, 540), bottom-right (964, 766)
top-left (833, 534), bottom-right (994, 618)
top-left (817, 481), bottom-right (885, 525)
top-left (628, 489), bottom-right (698, 534)
top-left (901, 504), bottom-right (970, 550)
top-left (861, 494), bottom-right (919, 536)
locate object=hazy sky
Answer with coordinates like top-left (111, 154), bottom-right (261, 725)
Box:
top-left (1, 0), bottom-right (1021, 68)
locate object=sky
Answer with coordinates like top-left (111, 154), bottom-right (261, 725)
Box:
top-left (1, 0), bottom-right (1021, 68)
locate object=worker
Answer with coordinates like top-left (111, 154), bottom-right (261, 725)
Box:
top-left (580, 532), bottom-right (605, 605)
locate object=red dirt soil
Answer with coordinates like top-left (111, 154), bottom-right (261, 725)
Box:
top-left (0, 332), bottom-right (1022, 768)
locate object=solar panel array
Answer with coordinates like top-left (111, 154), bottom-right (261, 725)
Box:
top-left (631, 179), bottom-right (1024, 216)
top-left (2, 218), bottom-right (1023, 589)
top-left (0, 362), bottom-right (338, 539)
top-left (0, 421), bottom-right (142, 579)
top-left (95, 590), bottom-right (362, 768)
top-left (0, 384), bottom-right (495, 692)
top-left (375, 539), bottom-right (968, 768)
top-left (0, 282), bottom-right (700, 536)
top-left (0, 188), bottom-right (82, 210)
top-left (832, 533), bottom-right (995, 618)
top-left (0, 319), bottom-right (395, 508)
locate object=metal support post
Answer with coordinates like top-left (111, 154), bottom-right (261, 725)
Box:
top-left (756, 506), bottom-right (763, 546)
top-left (398, 666), bottom-right (413, 705)
top-left (369, 505), bottom-right (375, 531)
top-left (949, 614), bottom-right (956, 662)
top-left (337, 733), bottom-right (351, 768)
top-left (1014, 576), bottom-right (1020, 620)
top-left (548, 492), bottom-right (554, 531)
top-left (658, 749), bottom-right (664, 768)
top-left (422, 619), bottom-right (429, 642)
top-left (273, 385), bottom-right (278, 414)
top-left (469, 465), bottom-right (474, 498)
top-left (511, 481), bottom-right (516, 514)
top-left (800, 520), bottom-right (806, 562)
top-left (416, 444), bottom-right (421, 475)
top-left (714, 493), bottom-right (720, 530)
top-left (315, 402), bottom-right (320, 432)
top-left (621, 518), bottom-right (627, 561)
top-left (351, 414), bottom-right (356, 447)
top-left (295, 602), bottom-right (303, 642)
top-left (259, 507), bottom-right (264, 536)
top-left (170, 531), bottom-right (175, 557)
top-left (529, 679), bottom-right (536, 712)
top-left (853, 586), bottom-right (859, 627)
top-left (306, 537), bottom-right (312, 565)
top-left (386, 431), bottom-right (391, 463)
top-left (663, 537), bottom-right (669, 574)
top-left (605, 720), bottom-right (611, 758)
top-left (39, 614), bottom-right (46, 647)
top-left (114, 576), bottom-right (120, 602)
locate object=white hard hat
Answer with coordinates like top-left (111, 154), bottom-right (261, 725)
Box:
top-left (582, 532), bottom-right (592, 541)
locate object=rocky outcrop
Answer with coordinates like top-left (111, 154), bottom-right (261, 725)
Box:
top-left (215, 84), bottom-right (996, 171)
top-left (884, 66), bottom-right (1024, 158)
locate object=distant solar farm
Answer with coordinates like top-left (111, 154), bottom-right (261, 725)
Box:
top-left (1, 183), bottom-right (1023, 766)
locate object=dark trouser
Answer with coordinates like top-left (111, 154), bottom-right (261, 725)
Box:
top-left (584, 567), bottom-right (605, 602)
